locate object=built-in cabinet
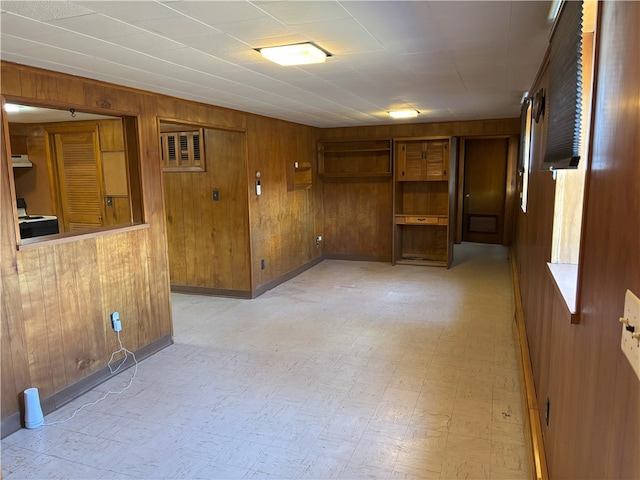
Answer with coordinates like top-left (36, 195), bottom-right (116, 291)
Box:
top-left (393, 137), bottom-right (457, 267)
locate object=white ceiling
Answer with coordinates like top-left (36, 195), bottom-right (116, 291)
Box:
top-left (0, 0), bottom-right (552, 128)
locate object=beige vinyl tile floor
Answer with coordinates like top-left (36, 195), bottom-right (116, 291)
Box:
top-left (1, 243), bottom-right (529, 479)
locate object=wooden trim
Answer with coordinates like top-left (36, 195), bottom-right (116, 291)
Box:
top-left (575, 6), bottom-right (603, 327)
top-left (504, 136), bottom-right (519, 245)
top-left (0, 334), bottom-right (172, 439)
top-left (510, 248), bottom-right (549, 480)
top-left (171, 285), bottom-right (252, 299)
top-left (17, 222), bottom-right (149, 250)
top-left (251, 256), bottom-right (324, 298)
top-left (324, 254), bottom-right (390, 262)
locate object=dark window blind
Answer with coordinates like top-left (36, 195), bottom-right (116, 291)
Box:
top-left (543, 0), bottom-right (583, 170)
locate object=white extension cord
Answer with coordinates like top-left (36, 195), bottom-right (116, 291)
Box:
top-left (44, 330), bottom-right (138, 426)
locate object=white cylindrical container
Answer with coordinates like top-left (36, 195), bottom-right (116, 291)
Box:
top-left (24, 387), bottom-right (44, 429)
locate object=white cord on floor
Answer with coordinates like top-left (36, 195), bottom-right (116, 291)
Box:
top-left (44, 331), bottom-right (138, 426)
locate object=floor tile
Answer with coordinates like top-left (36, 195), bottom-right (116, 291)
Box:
top-left (1, 245), bottom-right (528, 480)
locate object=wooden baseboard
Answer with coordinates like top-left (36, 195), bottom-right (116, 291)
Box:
top-left (171, 284), bottom-right (252, 299)
top-left (323, 254), bottom-right (390, 262)
top-left (251, 256), bottom-right (324, 298)
top-left (509, 249), bottom-right (549, 480)
top-left (1, 334), bottom-right (172, 439)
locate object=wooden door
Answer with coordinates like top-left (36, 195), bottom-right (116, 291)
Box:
top-left (163, 127), bottom-right (251, 292)
top-left (462, 138), bottom-right (508, 244)
top-left (52, 128), bottom-right (105, 232)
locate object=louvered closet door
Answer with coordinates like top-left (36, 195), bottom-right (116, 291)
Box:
top-left (54, 130), bottom-right (105, 231)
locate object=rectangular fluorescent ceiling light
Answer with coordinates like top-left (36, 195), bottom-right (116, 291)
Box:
top-left (259, 43), bottom-right (329, 66)
top-left (4, 103), bottom-right (21, 113)
top-left (389, 109), bottom-right (419, 119)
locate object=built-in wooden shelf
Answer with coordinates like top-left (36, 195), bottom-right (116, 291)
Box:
top-left (287, 161), bottom-right (312, 191)
top-left (318, 139), bottom-right (392, 178)
top-left (392, 136), bottom-right (457, 268)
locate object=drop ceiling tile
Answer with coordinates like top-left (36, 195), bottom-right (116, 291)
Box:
top-left (167, 2), bottom-right (268, 26)
top-left (178, 32), bottom-right (250, 57)
top-left (215, 17), bottom-right (298, 44)
top-left (156, 48), bottom-right (245, 75)
top-left (369, 25), bottom-right (445, 55)
top-left (0, 33), bottom-right (51, 53)
top-left (18, 31), bottom-right (115, 53)
top-left (1, 1), bottom-right (93, 21)
top-left (74, 1), bottom-right (176, 23)
top-left (293, 17), bottom-right (379, 46)
top-left (106, 32), bottom-right (184, 54)
top-left (507, 35), bottom-right (549, 66)
top-left (0, 0), bottom-right (555, 127)
top-left (0, 12), bottom-right (63, 38)
top-left (87, 45), bottom-right (176, 73)
top-left (340, 1), bottom-right (424, 27)
top-left (4, 44), bottom-right (92, 67)
top-left (428, 1), bottom-right (511, 46)
top-left (257, 1), bottom-right (350, 25)
top-left (48, 13), bottom-right (145, 38)
top-left (509, 1), bottom-right (553, 38)
top-left (131, 15), bottom-right (221, 40)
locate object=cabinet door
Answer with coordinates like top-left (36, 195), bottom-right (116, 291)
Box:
top-left (397, 142), bottom-right (424, 180)
top-left (53, 130), bottom-right (105, 232)
top-left (425, 141), bottom-right (448, 180)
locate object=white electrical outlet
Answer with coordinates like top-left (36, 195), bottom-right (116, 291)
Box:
top-left (620, 289), bottom-right (640, 380)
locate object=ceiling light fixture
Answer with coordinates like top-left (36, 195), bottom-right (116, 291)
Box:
top-left (389, 109), bottom-right (419, 119)
top-left (258, 42), bottom-right (330, 66)
top-left (4, 103), bottom-right (21, 113)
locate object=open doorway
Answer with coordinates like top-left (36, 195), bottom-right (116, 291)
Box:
top-left (457, 136), bottom-right (518, 245)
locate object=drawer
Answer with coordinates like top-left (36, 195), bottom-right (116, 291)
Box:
top-left (404, 216), bottom-right (438, 224)
top-left (396, 215), bottom-right (448, 225)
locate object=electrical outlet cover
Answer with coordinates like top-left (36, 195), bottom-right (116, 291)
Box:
top-left (621, 289), bottom-right (640, 380)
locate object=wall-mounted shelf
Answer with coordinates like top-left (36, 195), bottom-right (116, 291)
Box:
top-left (287, 161), bottom-right (312, 191)
top-left (318, 139), bottom-right (392, 177)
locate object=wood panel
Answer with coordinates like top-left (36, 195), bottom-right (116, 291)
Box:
top-left (1, 62), bottom-right (178, 433)
top-left (513, 2), bottom-right (640, 477)
top-left (246, 116), bottom-right (318, 291)
top-left (322, 177), bottom-right (392, 260)
top-left (1, 99), bottom-right (30, 420)
top-left (163, 127), bottom-right (250, 292)
top-left (318, 120), bottom-right (520, 261)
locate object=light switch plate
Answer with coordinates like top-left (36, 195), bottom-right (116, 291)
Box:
top-left (621, 289), bottom-right (640, 380)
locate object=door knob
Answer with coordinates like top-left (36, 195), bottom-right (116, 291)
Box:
top-left (464, 194), bottom-right (470, 198)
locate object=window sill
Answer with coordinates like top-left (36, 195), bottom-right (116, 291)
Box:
top-left (547, 262), bottom-right (580, 323)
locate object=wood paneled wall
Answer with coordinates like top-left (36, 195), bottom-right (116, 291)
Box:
top-left (318, 120), bottom-right (520, 260)
top-left (1, 61), bottom-right (321, 430)
top-left (513, 2), bottom-right (640, 477)
top-left (0, 67), bottom-right (173, 429)
top-left (246, 116), bottom-right (320, 292)
top-left (163, 127), bottom-right (251, 294)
